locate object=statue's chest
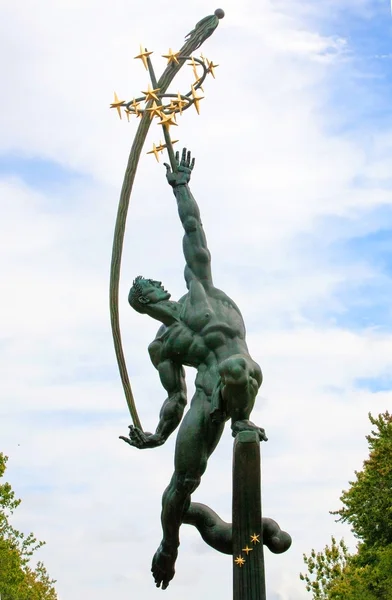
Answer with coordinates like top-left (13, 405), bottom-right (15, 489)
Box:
top-left (161, 322), bottom-right (206, 364)
top-left (181, 281), bottom-right (214, 333)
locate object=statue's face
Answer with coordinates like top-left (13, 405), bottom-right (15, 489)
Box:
top-left (138, 279), bottom-right (171, 306)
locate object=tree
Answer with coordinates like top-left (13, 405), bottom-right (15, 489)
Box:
top-left (300, 536), bottom-right (350, 599)
top-left (300, 412), bottom-right (392, 599)
top-left (332, 411), bottom-right (392, 547)
top-left (0, 453), bottom-right (58, 600)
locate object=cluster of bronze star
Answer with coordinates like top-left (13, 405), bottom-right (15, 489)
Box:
top-left (234, 533), bottom-right (261, 567)
top-left (109, 45), bottom-right (218, 162)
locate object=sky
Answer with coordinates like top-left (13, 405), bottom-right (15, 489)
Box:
top-left (1, 0), bottom-right (392, 598)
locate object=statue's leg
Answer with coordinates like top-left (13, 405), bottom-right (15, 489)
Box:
top-left (218, 355), bottom-right (267, 440)
top-left (151, 390), bottom-right (224, 590)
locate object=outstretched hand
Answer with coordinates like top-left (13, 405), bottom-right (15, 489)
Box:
top-left (164, 148), bottom-right (195, 187)
top-left (119, 425), bottom-right (164, 450)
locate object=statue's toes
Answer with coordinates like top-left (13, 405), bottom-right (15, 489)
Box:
top-left (262, 518), bottom-right (292, 554)
top-left (267, 530), bottom-right (292, 554)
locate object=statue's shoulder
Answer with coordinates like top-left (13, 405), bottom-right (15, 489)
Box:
top-left (210, 286), bottom-right (243, 315)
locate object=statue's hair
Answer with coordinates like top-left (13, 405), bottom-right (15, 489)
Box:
top-left (128, 275), bottom-right (148, 312)
top-left (128, 276), bottom-right (168, 313)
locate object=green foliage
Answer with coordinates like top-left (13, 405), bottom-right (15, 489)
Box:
top-left (301, 540), bottom-right (392, 600)
top-left (300, 536), bottom-right (350, 599)
top-left (0, 453), bottom-right (58, 600)
top-left (300, 412), bottom-right (392, 600)
top-left (332, 411), bottom-right (392, 547)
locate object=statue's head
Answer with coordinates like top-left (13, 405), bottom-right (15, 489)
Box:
top-left (128, 276), bottom-right (171, 315)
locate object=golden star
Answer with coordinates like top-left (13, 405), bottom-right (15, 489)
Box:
top-left (206, 59), bottom-right (219, 78)
top-left (148, 139), bottom-right (179, 162)
top-left (250, 533), bottom-right (261, 545)
top-left (110, 92), bottom-right (125, 119)
top-left (242, 545), bottom-right (253, 555)
top-left (234, 556), bottom-right (246, 567)
top-left (187, 56), bottom-right (200, 80)
top-left (155, 141), bottom-right (166, 153)
top-left (155, 139), bottom-right (179, 153)
top-left (162, 48), bottom-right (180, 65)
top-left (134, 44), bottom-right (153, 70)
top-left (169, 92), bottom-right (188, 115)
top-left (146, 101), bottom-right (164, 119)
top-left (129, 98), bottom-right (142, 118)
top-left (141, 84), bottom-right (161, 103)
top-left (195, 79), bottom-right (204, 93)
top-left (124, 109), bottom-right (132, 122)
top-left (157, 113), bottom-right (178, 129)
top-left (199, 52), bottom-right (207, 64)
top-left (147, 143), bottom-right (160, 162)
top-left (191, 85), bottom-right (204, 115)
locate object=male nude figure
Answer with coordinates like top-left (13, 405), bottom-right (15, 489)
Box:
top-left (120, 148), bottom-right (267, 590)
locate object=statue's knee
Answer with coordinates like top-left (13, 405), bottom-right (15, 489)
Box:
top-left (219, 356), bottom-right (248, 386)
top-left (176, 475), bottom-right (201, 495)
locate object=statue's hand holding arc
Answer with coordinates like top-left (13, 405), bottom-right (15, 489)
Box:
top-left (119, 425), bottom-right (165, 449)
top-left (165, 148), bottom-right (195, 187)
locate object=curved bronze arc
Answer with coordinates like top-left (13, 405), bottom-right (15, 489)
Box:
top-left (109, 17), bottom-right (222, 429)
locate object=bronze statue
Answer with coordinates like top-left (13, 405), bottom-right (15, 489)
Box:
top-left (110, 12), bottom-right (291, 596)
top-left (120, 148), bottom-right (268, 589)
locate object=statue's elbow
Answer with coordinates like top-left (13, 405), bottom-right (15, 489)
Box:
top-left (183, 216), bottom-right (198, 233)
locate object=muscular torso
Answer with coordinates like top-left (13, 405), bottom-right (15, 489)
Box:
top-left (149, 280), bottom-right (261, 396)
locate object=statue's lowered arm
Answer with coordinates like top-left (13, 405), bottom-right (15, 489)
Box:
top-left (120, 349), bottom-right (187, 450)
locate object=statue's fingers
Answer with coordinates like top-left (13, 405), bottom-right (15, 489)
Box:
top-left (186, 149), bottom-right (191, 167)
top-left (181, 147), bottom-right (187, 165)
top-left (163, 163), bottom-right (171, 173)
top-left (119, 436), bottom-right (132, 445)
top-left (190, 157), bottom-right (195, 171)
top-left (175, 150), bottom-right (180, 164)
top-left (129, 428), bottom-right (140, 442)
top-left (132, 428), bottom-right (145, 444)
top-left (260, 429), bottom-right (268, 442)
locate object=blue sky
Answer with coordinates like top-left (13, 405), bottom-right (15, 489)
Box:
top-left (311, 3), bottom-right (392, 134)
top-left (0, 155), bottom-right (86, 192)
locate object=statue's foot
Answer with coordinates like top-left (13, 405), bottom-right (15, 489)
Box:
top-left (151, 543), bottom-right (177, 590)
top-left (232, 419), bottom-right (268, 442)
top-left (262, 518), bottom-right (292, 554)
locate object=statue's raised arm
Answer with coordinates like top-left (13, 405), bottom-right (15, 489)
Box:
top-left (164, 149), bottom-right (213, 289)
